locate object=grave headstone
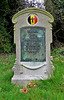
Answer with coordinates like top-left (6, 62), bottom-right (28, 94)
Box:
top-left (11, 8), bottom-right (55, 85)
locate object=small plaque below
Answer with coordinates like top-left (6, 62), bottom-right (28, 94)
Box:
top-left (20, 27), bottom-right (46, 62)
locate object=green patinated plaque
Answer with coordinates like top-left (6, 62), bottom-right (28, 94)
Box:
top-left (20, 27), bottom-right (46, 62)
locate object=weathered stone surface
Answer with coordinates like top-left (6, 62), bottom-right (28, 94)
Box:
top-left (11, 8), bottom-right (54, 86)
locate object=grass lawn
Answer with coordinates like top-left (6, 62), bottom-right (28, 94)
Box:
top-left (0, 48), bottom-right (64, 100)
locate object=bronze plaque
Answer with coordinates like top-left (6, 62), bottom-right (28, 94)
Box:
top-left (20, 27), bottom-right (46, 62)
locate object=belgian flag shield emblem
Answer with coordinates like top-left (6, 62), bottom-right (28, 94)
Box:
top-left (28, 15), bottom-right (38, 25)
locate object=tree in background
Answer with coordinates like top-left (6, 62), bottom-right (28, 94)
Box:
top-left (45, 0), bottom-right (64, 47)
top-left (0, 0), bottom-right (17, 53)
top-left (0, 0), bottom-right (11, 53)
top-left (0, 0), bottom-right (64, 53)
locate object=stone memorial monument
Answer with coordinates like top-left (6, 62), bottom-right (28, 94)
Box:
top-left (11, 0), bottom-right (54, 85)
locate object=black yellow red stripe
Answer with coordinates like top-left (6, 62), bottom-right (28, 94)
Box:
top-left (28, 15), bottom-right (37, 25)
